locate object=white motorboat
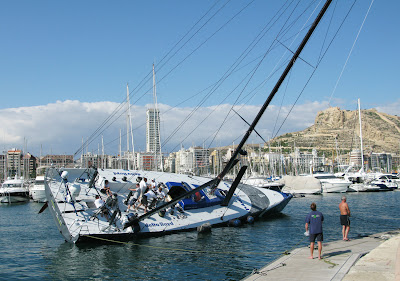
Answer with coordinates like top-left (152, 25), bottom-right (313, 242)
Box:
top-left (348, 175), bottom-right (396, 192)
top-left (0, 176), bottom-right (29, 203)
top-left (367, 176), bottom-right (397, 191)
top-left (30, 176), bottom-right (47, 202)
top-left (374, 174), bottom-right (400, 187)
top-left (242, 177), bottom-right (284, 192)
top-left (312, 173), bottom-right (351, 193)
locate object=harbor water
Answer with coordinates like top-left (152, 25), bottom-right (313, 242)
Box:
top-left (1, 191), bottom-right (399, 280)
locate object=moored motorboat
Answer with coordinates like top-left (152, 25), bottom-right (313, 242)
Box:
top-left (367, 176), bottom-right (397, 191)
top-left (242, 176), bottom-right (284, 192)
top-left (312, 173), bottom-right (351, 193)
top-left (0, 176), bottom-right (29, 203)
top-left (30, 175), bottom-right (47, 202)
top-left (348, 177), bottom-right (396, 192)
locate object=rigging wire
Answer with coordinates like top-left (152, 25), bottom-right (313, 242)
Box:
top-left (130, 0), bottom-right (235, 107)
top-left (107, 52), bottom-right (291, 156)
top-left (328, 0), bottom-right (375, 106)
top-left (77, 0), bottom-right (320, 156)
top-left (271, 0), bottom-right (358, 141)
top-left (73, 0), bottom-right (231, 157)
top-left (162, 0), bottom-right (306, 151)
top-left (271, 70), bottom-right (293, 139)
top-left (160, 0), bottom-right (259, 147)
top-left (77, 0), bottom-right (366, 163)
top-left (202, 0), bottom-right (301, 149)
top-left (207, 0), bottom-right (321, 149)
top-left (76, 1), bottom-right (263, 158)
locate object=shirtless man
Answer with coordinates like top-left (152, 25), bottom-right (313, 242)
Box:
top-left (339, 196), bottom-right (351, 241)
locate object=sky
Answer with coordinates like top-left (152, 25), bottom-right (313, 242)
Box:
top-left (0, 0), bottom-right (399, 157)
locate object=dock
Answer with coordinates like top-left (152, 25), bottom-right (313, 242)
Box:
top-left (243, 230), bottom-right (400, 281)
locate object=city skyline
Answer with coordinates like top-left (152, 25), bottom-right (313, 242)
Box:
top-left (0, 1), bottom-right (399, 156)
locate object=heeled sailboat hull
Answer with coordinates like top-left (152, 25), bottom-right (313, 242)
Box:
top-left (45, 168), bottom-right (292, 243)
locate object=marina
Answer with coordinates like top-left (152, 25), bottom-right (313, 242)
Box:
top-left (1, 191), bottom-right (400, 280)
top-left (0, 0), bottom-right (399, 280)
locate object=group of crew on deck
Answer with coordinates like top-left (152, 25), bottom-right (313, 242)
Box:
top-left (125, 177), bottom-right (169, 214)
top-left (93, 177), bottom-right (169, 218)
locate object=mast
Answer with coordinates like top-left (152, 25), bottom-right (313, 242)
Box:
top-left (81, 138), bottom-right (84, 168)
top-left (214, 0), bottom-right (332, 186)
top-left (3, 149), bottom-right (7, 181)
top-left (358, 98), bottom-right (364, 173)
top-left (101, 135), bottom-right (104, 169)
top-left (126, 84), bottom-right (135, 170)
top-left (119, 129), bottom-right (122, 169)
top-left (126, 84), bottom-right (130, 169)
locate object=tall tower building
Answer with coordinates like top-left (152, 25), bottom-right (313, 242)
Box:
top-left (146, 108), bottom-right (161, 154)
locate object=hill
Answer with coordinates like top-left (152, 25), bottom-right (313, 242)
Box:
top-left (268, 107), bottom-right (400, 156)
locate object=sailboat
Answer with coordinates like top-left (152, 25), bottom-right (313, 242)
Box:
top-left (344, 99), bottom-right (395, 192)
top-left (44, 0), bottom-right (333, 243)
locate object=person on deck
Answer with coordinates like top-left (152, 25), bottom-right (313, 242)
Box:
top-left (157, 184), bottom-right (169, 202)
top-left (150, 178), bottom-right (157, 190)
top-left (339, 196), bottom-right (351, 241)
top-left (94, 195), bottom-right (105, 208)
top-left (305, 202), bottom-right (324, 260)
top-left (94, 195), bottom-right (109, 219)
top-left (144, 188), bottom-right (158, 210)
top-left (126, 183), bottom-right (140, 212)
top-left (135, 178), bottom-right (149, 212)
top-left (103, 180), bottom-right (112, 196)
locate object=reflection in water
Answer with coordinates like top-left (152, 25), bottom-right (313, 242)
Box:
top-left (1, 192), bottom-right (399, 280)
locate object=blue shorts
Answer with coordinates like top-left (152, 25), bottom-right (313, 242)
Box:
top-left (309, 233), bottom-right (323, 242)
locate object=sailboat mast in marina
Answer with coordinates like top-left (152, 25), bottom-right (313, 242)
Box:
top-left (358, 98), bottom-right (364, 173)
top-left (126, 84), bottom-right (135, 170)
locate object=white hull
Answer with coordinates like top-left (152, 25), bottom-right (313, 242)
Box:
top-left (312, 173), bottom-right (351, 193)
top-left (281, 187), bottom-right (322, 195)
top-left (45, 168), bottom-right (292, 243)
top-left (321, 182), bottom-right (350, 193)
top-left (0, 177), bottom-right (29, 203)
top-left (29, 176), bottom-right (47, 202)
top-left (348, 183), bottom-right (368, 192)
top-left (0, 188), bottom-right (29, 203)
top-left (0, 194), bottom-right (29, 203)
top-left (348, 183), bottom-right (394, 192)
top-left (30, 188), bottom-right (47, 202)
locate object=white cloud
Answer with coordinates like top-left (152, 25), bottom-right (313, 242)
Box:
top-left (375, 99), bottom-right (400, 116)
top-left (0, 99), bottom-right (395, 157)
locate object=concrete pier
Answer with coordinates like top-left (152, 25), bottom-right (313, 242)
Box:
top-left (243, 230), bottom-right (400, 281)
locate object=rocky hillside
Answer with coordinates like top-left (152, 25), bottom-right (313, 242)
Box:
top-left (268, 107), bottom-right (400, 155)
